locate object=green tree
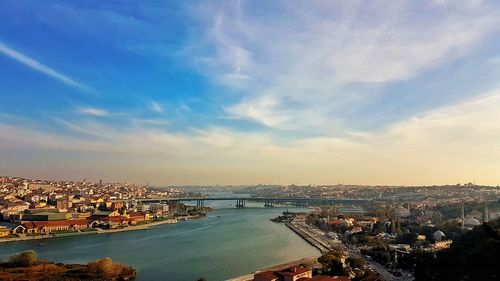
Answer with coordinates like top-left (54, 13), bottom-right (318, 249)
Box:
top-left (389, 220), bottom-right (396, 234)
top-left (396, 233), bottom-right (418, 245)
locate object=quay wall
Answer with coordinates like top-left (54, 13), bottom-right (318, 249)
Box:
top-left (285, 222), bottom-right (329, 253)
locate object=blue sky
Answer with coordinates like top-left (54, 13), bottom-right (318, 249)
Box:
top-left (1, 0), bottom-right (500, 185)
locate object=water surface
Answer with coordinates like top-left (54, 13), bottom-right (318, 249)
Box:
top-left (0, 205), bottom-right (319, 281)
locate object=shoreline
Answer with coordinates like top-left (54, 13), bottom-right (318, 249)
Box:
top-left (284, 221), bottom-right (331, 253)
top-left (284, 220), bottom-right (407, 281)
top-left (0, 216), bottom-right (204, 244)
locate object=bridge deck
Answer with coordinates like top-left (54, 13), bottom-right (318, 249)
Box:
top-left (113, 197), bottom-right (370, 203)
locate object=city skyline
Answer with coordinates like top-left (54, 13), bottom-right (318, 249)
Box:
top-left (1, 0), bottom-right (500, 185)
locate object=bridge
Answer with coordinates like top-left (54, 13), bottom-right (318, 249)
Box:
top-left (114, 197), bottom-right (371, 208)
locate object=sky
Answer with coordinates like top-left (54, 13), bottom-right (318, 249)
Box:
top-left (1, 0), bottom-right (500, 186)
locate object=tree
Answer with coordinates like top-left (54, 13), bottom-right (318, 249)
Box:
top-left (414, 218), bottom-right (500, 281)
top-left (395, 220), bottom-right (402, 234)
top-left (396, 233), bottom-right (418, 245)
top-left (318, 250), bottom-right (348, 276)
top-left (97, 204), bottom-right (108, 211)
top-left (347, 257), bottom-right (366, 269)
top-left (389, 220), bottom-right (396, 234)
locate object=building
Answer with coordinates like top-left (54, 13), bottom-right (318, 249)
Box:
top-left (56, 196), bottom-right (72, 210)
top-left (0, 226), bottom-right (10, 237)
top-left (394, 206), bottom-right (410, 217)
top-left (279, 267), bottom-right (312, 281)
top-left (136, 203), bottom-right (150, 212)
top-left (307, 277), bottom-right (350, 281)
top-left (254, 266), bottom-right (312, 281)
top-left (20, 218), bottom-right (89, 234)
top-left (149, 203), bottom-right (169, 213)
top-left (433, 230), bottom-right (446, 241)
top-left (254, 271), bottom-right (280, 281)
top-left (110, 201), bottom-right (124, 211)
top-left (0, 201), bottom-right (30, 220)
top-left (389, 244), bottom-right (411, 251)
top-left (21, 209), bottom-right (72, 221)
top-left (417, 234), bottom-right (426, 241)
top-left (433, 240), bottom-right (452, 250)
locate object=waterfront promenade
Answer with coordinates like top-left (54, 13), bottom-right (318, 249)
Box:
top-left (0, 219), bottom-right (178, 244)
top-left (286, 221), bottom-right (414, 281)
top-left (285, 222), bottom-right (330, 252)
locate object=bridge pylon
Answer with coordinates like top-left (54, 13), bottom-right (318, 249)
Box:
top-left (264, 200), bottom-right (274, 208)
top-left (236, 199), bottom-right (246, 208)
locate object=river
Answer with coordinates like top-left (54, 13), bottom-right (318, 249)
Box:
top-left (0, 200), bottom-right (319, 281)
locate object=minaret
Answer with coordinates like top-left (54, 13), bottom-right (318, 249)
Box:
top-left (483, 201), bottom-right (489, 223)
top-left (461, 202), bottom-right (465, 229)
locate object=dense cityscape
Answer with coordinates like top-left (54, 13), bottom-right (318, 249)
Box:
top-left (1, 176), bottom-right (499, 280)
top-left (0, 176), bottom-right (209, 240)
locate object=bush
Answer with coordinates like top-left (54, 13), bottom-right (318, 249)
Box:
top-left (347, 257), bottom-right (366, 268)
top-left (88, 257), bottom-right (114, 275)
top-left (87, 257), bottom-right (135, 278)
top-left (8, 250), bottom-right (38, 267)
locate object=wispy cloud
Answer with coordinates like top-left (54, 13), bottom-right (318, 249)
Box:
top-left (150, 101), bottom-right (164, 113)
top-left (0, 42), bottom-right (92, 92)
top-left (189, 0), bottom-right (500, 131)
top-left (79, 107), bottom-right (108, 117)
top-left (2, 88), bottom-right (500, 185)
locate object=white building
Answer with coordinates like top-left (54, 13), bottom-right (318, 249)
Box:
top-left (136, 203), bottom-right (150, 212)
top-left (149, 203), bottom-right (169, 213)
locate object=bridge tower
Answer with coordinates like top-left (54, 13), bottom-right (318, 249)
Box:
top-left (264, 199), bottom-right (274, 208)
top-left (294, 199), bottom-right (307, 207)
top-left (236, 199), bottom-right (246, 208)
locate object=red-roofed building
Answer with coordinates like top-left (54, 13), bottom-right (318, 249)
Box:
top-left (254, 270), bottom-right (281, 281)
top-left (330, 277), bottom-right (350, 281)
top-left (127, 212), bottom-right (148, 222)
top-left (20, 218), bottom-right (88, 234)
top-left (298, 276), bottom-right (350, 281)
top-left (278, 266), bottom-right (312, 281)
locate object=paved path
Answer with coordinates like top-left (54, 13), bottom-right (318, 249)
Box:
top-left (294, 222), bottom-right (414, 281)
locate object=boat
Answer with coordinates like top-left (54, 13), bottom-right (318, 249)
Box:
top-left (282, 207), bottom-right (294, 216)
top-left (270, 216), bottom-right (291, 223)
